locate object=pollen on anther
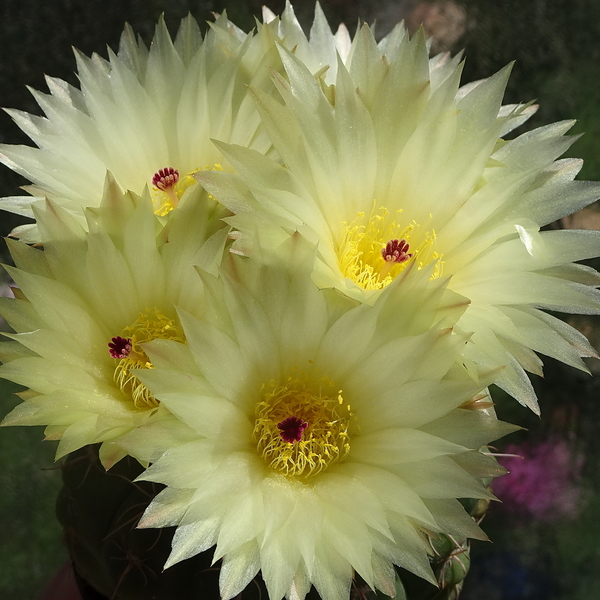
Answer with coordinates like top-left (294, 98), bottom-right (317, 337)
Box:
top-left (382, 238), bottom-right (412, 263)
top-left (108, 336), bottom-right (132, 359)
top-left (152, 167), bottom-right (179, 191)
top-left (277, 416), bottom-right (308, 444)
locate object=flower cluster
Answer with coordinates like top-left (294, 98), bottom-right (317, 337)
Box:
top-left (0, 3), bottom-right (598, 600)
top-left (493, 436), bottom-right (585, 521)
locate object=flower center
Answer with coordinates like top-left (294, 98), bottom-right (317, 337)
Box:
top-left (253, 370), bottom-right (355, 479)
top-left (109, 308), bottom-right (184, 409)
top-left (108, 336), bottom-right (132, 359)
top-left (381, 238), bottom-right (412, 263)
top-left (151, 164), bottom-right (223, 216)
top-left (337, 205), bottom-right (442, 290)
top-left (277, 416), bottom-right (309, 443)
top-left (153, 167), bottom-right (180, 191)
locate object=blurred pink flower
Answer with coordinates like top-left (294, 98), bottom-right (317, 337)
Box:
top-left (492, 437), bottom-right (584, 521)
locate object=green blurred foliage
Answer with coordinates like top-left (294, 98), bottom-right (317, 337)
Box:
top-left (456, 0), bottom-right (600, 180)
top-left (0, 379), bottom-right (65, 598)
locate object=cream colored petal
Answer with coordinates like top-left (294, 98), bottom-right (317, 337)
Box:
top-left (423, 498), bottom-right (488, 541)
top-left (394, 456), bottom-right (496, 500)
top-left (352, 428), bottom-right (467, 466)
top-left (219, 540), bottom-right (262, 600)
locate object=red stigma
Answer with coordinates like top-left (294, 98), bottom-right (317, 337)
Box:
top-left (381, 239), bottom-right (412, 263)
top-left (277, 416), bottom-right (308, 444)
top-left (152, 167), bottom-right (179, 191)
top-left (108, 336), bottom-right (132, 359)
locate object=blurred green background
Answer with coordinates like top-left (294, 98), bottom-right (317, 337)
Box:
top-left (1, 0), bottom-right (600, 598)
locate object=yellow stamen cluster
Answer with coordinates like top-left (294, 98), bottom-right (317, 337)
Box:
top-left (153, 164), bottom-right (223, 216)
top-left (113, 308), bottom-right (184, 409)
top-left (253, 370), bottom-right (355, 479)
top-left (338, 205), bottom-right (443, 290)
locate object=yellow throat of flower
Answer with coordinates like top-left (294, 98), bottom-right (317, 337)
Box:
top-left (338, 205), bottom-right (443, 290)
top-left (109, 308), bottom-right (185, 409)
top-left (152, 164), bottom-right (223, 216)
top-left (253, 369), bottom-right (355, 480)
